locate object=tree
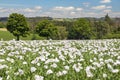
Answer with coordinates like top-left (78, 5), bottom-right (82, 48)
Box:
top-left (95, 21), bottom-right (110, 39)
top-left (104, 14), bottom-right (113, 32)
top-left (105, 14), bottom-right (112, 25)
top-left (7, 13), bottom-right (29, 40)
top-left (36, 20), bottom-right (59, 40)
top-left (68, 18), bottom-right (93, 39)
top-left (57, 26), bottom-right (68, 40)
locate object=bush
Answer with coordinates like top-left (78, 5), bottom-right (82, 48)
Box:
top-left (103, 33), bottom-right (120, 39)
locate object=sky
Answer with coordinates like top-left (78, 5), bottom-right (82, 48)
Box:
top-left (0, 0), bottom-right (120, 18)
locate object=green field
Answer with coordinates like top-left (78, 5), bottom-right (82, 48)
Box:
top-left (0, 31), bottom-right (15, 40)
top-left (0, 30), bottom-right (45, 40)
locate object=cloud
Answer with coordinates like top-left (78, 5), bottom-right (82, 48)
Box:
top-left (0, 8), bottom-right (7, 13)
top-left (34, 6), bottom-right (42, 10)
top-left (100, 0), bottom-right (111, 3)
top-left (0, 3), bottom-right (24, 7)
top-left (53, 6), bottom-right (75, 11)
top-left (70, 12), bottom-right (76, 15)
top-left (91, 5), bottom-right (112, 10)
top-left (51, 6), bottom-right (84, 18)
top-left (106, 6), bottom-right (112, 9)
top-left (103, 9), bottom-right (112, 13)
top-left (0, 6), bottom-right (42, 13)
top-left (0, 6), bottom-right (119, 18)
top-left (111, 12), bottom-right (120, 17)
top-left (24, 6), bottom-right (42, 13)
top-left (92, 5), bottom-right (106, 10)
top-left (0, 7), bottom-right (3, 9)
top-left (76, 8), bottom-right (83, 11)
top-left (24, 8), bottom-right (36, 13)
top-left (53, 6), bottom-right (83, 12)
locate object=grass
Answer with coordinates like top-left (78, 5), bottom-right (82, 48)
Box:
top-left (0, 30), bottom-right (45, 40)
top-left (0, 31), bottom-right (15, 40)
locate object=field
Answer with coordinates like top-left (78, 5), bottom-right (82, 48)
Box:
top-left (0, 28), bottom-right (7, 31)
top-left (0, 39), bottom-right (120, 80)
top-left (0, 28), bottom-right (44, 40)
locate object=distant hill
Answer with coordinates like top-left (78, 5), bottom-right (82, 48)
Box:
top-left (0, 16), bottom-right (120, 23)
top-left (0, 17), bottom-right (8, 22)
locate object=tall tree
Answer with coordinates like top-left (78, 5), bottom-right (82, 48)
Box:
top-left (68, 18), bottom-right (93, 39)
top-left (7, 13), bottom-right (29, 40)
top-left (95, 21), bottom-right (110, 39)
top-left (36, 20), bottom-right (59, 40)
top-left (104, 14), bottom-right (112, 25)
top-left (104, 14), bottom-right (114, 33)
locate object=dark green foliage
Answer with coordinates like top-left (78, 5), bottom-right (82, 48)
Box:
top-left (95, 21), bottom-right (110, 39)
top-left (103, 33), bottom-right (120, 39)
top-left (104, 14), bottom-right (112, 25)
top-left (36, 20), bottom-right (59, 40)
top-left (68, 18), bottom-right (93, 39)
top-left (57, 26), bottom-right (68, 40)
top-left (6, 13), bottom-right (29, 40)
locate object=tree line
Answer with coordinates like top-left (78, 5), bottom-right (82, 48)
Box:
top-left (1, 13), bottom-right (120, 40)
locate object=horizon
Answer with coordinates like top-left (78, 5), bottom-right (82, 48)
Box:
top-left (0, 14), bottom-right (119, 19)
top-left (0, 0), bottom-right (120, 18)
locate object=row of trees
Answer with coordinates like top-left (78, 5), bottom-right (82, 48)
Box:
top-left (6, 13), bottom-right (67, 40)
top-left (6, 13), bottom-right (120, 40)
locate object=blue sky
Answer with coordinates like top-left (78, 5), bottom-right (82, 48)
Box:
top-left (0, 0), bottom-right (120, 18)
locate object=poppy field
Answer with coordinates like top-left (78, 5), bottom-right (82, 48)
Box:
top-left (0, 39), bottom-right (120, 80)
